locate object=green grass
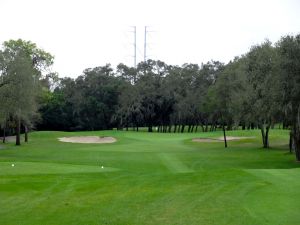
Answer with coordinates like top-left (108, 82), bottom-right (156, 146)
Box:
top-left (0, 129), bottom-right (299, 225)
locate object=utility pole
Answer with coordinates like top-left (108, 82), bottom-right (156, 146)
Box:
top-left (130, 26), bottom-right (137, 68)
top-left (144, 26), bottom-right (147, 62)
top-left (134, 26), bottom-right (137, 68)
top-left (128, 26), bottom-right (152, 65)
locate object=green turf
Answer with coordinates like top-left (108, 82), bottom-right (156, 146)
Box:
top-left (0, 129), bottom-right (299, 225)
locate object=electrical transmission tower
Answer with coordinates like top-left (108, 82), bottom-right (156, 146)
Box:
top-left (144, 26), bottom-right (147, 62)
top-left (129, 26), bottom-right (152, 66)
top-left (133, 26), bottom-right (137, 68)
top-left (143, 26), bottom-right (154, 62)
top-left (129, 26), bottom-right (137, 68)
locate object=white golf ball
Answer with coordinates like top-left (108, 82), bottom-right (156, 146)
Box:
top-left (11, 164), bottom-right (14, 167)
top-left (101, 166), bottom-right (104, 169)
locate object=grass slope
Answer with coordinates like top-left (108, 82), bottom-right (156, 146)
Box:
top-left (0, 129), bottom-right (299, 225)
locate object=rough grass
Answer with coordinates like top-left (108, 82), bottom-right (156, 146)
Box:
top-left (0, 129), bottom-right (299, 225)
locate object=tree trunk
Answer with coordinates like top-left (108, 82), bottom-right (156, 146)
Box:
top-left (210, 122), bottom-right (217, 132)
top-left (223, 124), bottom-right (227, 148)
top-left (187, 125), bottom-right (191, 133)
top-left (283, 121), bottom-right (286, 129)
top-left (25, 125), bottom-right (28, 143)
top-left (191, 125), bottom-right (194, 133)
top-left (181, 125), bottom-right (185, 133)
top-left (163, 125), bottom-right (165, 132)
top-left (174, 124), bottom-right (177, 133)
top-left (212, 124), bottom-right (217, 132)
top-left (295, 142), bottom-right (300, 161)
top-left (148, 126), bottom-right (153, 132)
top-left (2, 125), bottom-right (6, 143)
top-left (16, 117), bottom-right (21, 146)
top-left (289, 131), bottom-right (293, 153)
top-left (136, 126), bottom-right (139, 132)
top-left (260, 125), bottom-right (266, 148)
top-left (293, 129), bottom-right (300, 161)
top-left (168, 125), bottom-right (172, 133)
top-left (291, 124), bottom-right (300, 161)
top-left (264, 125), bottom-right (270, 148)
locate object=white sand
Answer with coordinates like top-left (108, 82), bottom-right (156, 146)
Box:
top-left (58, 136), bottom-right (116, 144)
top-left (0, 136), bottom-right (16, 142)
top-left (192, 136), bottom-right (254, 143)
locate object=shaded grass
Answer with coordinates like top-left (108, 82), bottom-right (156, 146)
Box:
top-left (0, 129), bottom-right (299, 225)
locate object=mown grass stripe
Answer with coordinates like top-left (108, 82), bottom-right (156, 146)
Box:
top-left (157, 153), bottom-right (194, 173)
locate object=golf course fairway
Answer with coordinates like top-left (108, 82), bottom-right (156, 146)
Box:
top-left (0, 129), bottom-right (299, 225)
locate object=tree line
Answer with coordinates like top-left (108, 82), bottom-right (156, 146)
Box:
top-left (0, 35), bottom-right (300, 160)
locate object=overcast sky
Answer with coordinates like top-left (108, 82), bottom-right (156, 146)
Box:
top-left (1, 0), bottom-right (299, 78)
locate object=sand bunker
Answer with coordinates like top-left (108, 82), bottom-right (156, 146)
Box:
top-left (0, 136), bottom-right (16, 143)
top-left (192, 136), bottom-right (254, 143)
top-left (58, 136), bottom-right (116, 144)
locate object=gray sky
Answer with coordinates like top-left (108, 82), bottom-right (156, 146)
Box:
top-left (1, 0), bottom-right (299, 78)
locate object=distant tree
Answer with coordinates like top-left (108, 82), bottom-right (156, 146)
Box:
top-left (115, 82), bottom-right (142, 131)
top-left (277, 34), bottom-right (300, 160)
top-left (77, 65), bottom-right (121, 130)
top-left (0, 49), bottom-right (36, 145)
top-left (115, 64), bottom-right (141, 130)
top-left (0, 39), bottom-right (53, 145)
top-left (135, 60), bottom-right (169, 132)
top-left (175, 64), bottom-right (201, 133)
top-left (38, 81), bottom-right (76, 131)
top-left (222, 56), bottom-right (249, 129)
top-left (198, 61), bottom-right (224, 130)
top-left (245, 41), bottom-right (280, 148)
top-left (116, 63), bottom-right (137, 84)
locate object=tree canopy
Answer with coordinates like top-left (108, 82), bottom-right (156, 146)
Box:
top-left (1, 34), bottom-right (300, 161)
top-left (0, 39), bottom-right (53, 145)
